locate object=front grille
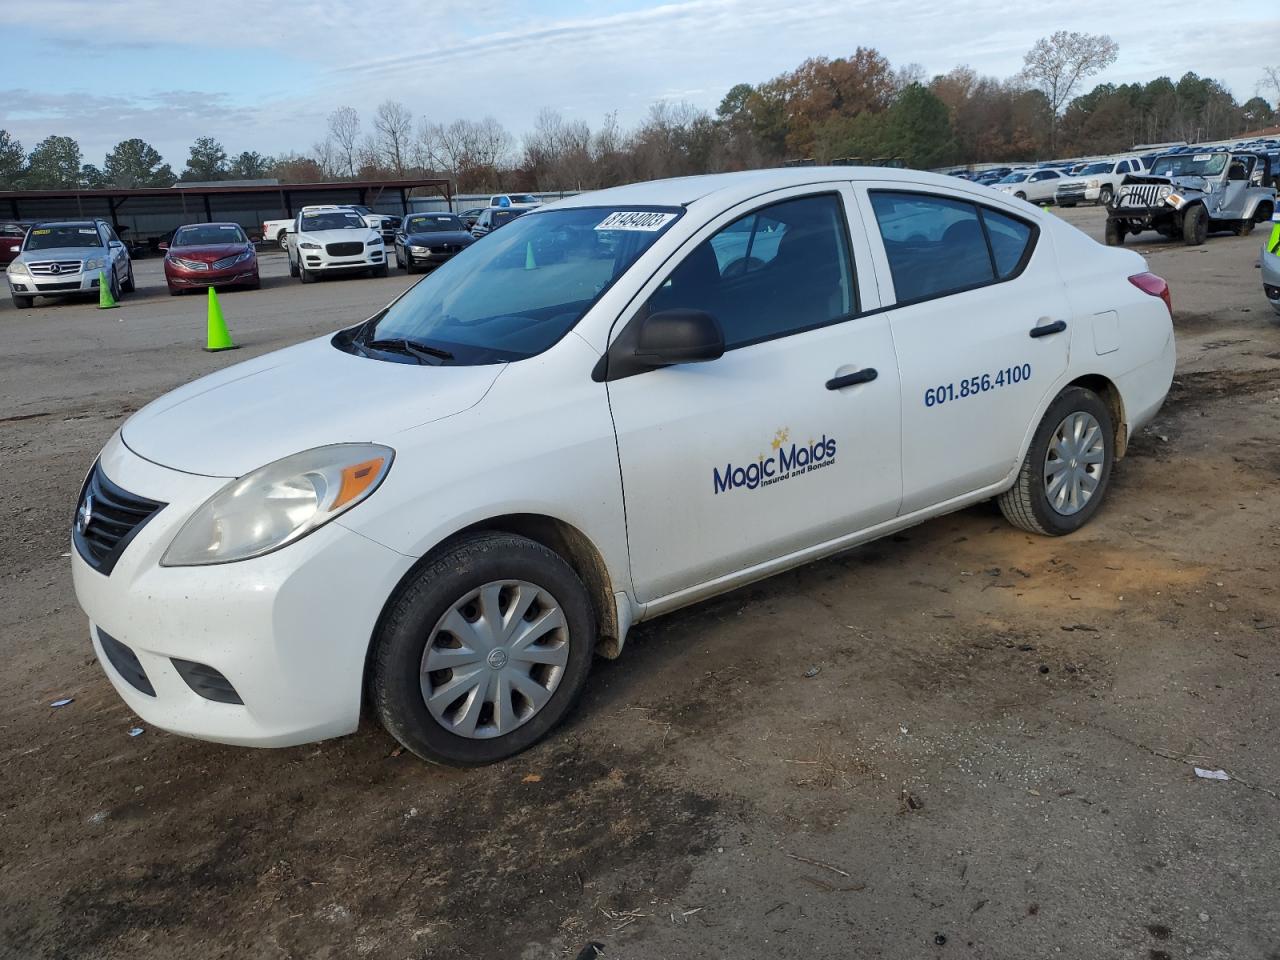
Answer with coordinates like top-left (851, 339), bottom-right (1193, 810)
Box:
top-left (34, 280), bottom-right (81, 291)
top-left (1117, 184), bottom-right (1169, 208)
top-left (325, 241), bottom-right (364, 256)
top-left (172, 659), bottom-right (243, 704)
top-left (73, 463), bottom-right (166, 576)
top-left (1057, 185), bottom-right (1086, 200)
top-left (27, 260), bottom-right (83, 276)
top-left (173, 257), bottom-right (209, 271)
top-left (212, 253), bottom-right (244, 270)
top-left (97, 628), bottom-right (156, 697)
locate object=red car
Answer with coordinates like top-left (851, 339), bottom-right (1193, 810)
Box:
top-left (164, 222), bottom-right (260, 295)
top-left (1, 221), bottom-right (34, 267)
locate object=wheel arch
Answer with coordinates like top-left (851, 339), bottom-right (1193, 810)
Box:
top-left (1067, 373), bottom-right (1128, 459)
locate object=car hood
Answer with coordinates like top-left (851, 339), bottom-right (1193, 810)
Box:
top-left (169, 243), bottom-right (251, 261)
top-left (404, 231), bottom-right (473, 245)
top-left (1123, 174), bottom-right (1208, 192)
top-left (121, 335), bottom-right (504, 477)
top-left (14, 245), bottom-right (103, 263)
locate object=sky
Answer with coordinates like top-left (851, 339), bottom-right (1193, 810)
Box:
top-left (1, 0), bottom-right (1275, 170)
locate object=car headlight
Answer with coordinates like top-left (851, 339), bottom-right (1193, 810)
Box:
top-left (410, 245), bottom-right (430, 254)
top-left (299, 242), bottom-right (321, 250)
top-left (1087, 179), bottom-right (1100, 188)
top-left (367, 237), bottom-right (383, 246)
top-left (84, 257), bottom-right (106, 270)
top-left (8, 261), bottom-right (29, 276)
top-left (161, 444), bottom-right (394, 566)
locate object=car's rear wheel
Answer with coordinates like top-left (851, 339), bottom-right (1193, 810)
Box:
top-left (998, 386), bottom-right (1114, 537)
top-left (1183, 204), bottom-right (1208, 245)
top-left (371, 532), bottom-right (595, 765)
top-left (1104, 219), bottom-right (1125, 246)
top-left (276, 230), bottom-right (288, 248)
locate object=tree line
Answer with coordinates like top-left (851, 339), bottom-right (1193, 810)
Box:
top-left (1, 37), bottom-right (1277, 195)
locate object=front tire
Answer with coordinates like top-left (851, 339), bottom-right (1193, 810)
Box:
top-left (1098, 185), bottom-right (1114, 206)
top-left (13, 295), bottom-right (33, 309)
top-left (371, 533), bottom-right (596, 766)
top-left (122, 264), bottom-right (135, 293)
top-left (1015, 191), bottom-right (1027, 201)
top-left (299, 263), bottom-right (313, 284)
top-left (1183, 204), bottom-right (1208, 245)
top-left (1104, 219), bottom-right (1125, 246)
top-left (998, 386), bottom-right (1114, 536)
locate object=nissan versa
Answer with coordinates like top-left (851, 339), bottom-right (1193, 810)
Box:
top-left (71, 168), bottom-right (1175, 765)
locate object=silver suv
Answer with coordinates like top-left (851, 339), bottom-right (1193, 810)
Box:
top-left (1106, 150), bottom-right (1276, 246)
top-left (6, 219), bottom-right (134, 308)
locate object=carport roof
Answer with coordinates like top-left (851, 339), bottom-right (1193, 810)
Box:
top-left (0, 178), bottom-right (452, 203)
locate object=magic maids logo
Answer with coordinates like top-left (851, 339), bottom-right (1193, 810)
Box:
top-left (713, 427), bottom-right (837, 495)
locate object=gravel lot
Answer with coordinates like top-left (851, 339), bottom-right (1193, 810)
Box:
top-left (2, 208), bottom-right (1278, 960)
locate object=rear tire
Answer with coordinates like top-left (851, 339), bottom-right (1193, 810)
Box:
top-left (276, 230), bottom-right (288, 249)
top-left (998, 386), bottom-right (1115, 537)
top-left (1183, 204), bottom-right (1208, 245)
top-left (371, 533), bottom-right (596, 766)
top-left (1104, 219), bottom-right (1124, 246)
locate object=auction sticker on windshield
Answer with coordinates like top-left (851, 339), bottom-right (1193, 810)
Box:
top-left (596, 211), bottom-right (677, 231)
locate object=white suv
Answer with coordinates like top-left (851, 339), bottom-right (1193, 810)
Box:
top-left (286, 208), bottom-right (387, 282)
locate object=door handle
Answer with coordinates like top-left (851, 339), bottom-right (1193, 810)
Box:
top-left (1029, 319), bottom-right (1067, 338)
top-left (826, 367), bottom-right (878, 390)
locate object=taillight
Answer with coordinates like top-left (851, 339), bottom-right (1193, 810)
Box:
top-left (1129, 272), bottom-right (1171, 316)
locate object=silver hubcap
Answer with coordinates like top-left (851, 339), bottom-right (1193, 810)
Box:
top-left (1043, 411), bottom-right (1105, 516)
top-left (420, 580), bottom-right (569, 739)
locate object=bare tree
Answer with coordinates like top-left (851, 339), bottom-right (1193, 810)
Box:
top-left (1260, 66), bottom-right (1280, 109)
top-left (1020, 30), bottom-right (1118, 152)
top-left (327, 106), bottom-right (361, 178)
top-left (310, 138), bottom-right (338, 179)
top-left (373, 100), bottom-right (414, 177)
top-left (419, 117), bottom-right (514, 191)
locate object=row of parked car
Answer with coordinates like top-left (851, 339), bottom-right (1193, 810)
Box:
top-left (1, 194), bottom-right (543, 307)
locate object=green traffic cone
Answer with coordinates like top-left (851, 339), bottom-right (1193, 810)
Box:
top-left (204, 287), bottom-right (238, 352)
top-left (97, 270), bottom-right (118, 309)
top-left (1269, 222), bottom-right (1280, 255)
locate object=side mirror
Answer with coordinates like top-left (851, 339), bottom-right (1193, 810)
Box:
top-left (109, 239), bottom-right (124, 249)
top-left (7, 244), bottom-right (18, 253)
top-left (158, 241), bottom-right (169, 251)
top-left (634, 309), bottom-right (724, 366)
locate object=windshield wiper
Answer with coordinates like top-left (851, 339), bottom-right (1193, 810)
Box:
top-left (365, 338), bottom-right (454, 365)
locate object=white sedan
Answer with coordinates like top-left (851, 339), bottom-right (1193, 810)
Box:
top-left (992, 168), bottom-right (1069, 203)
top-left (71, 168), bottom-right (1175, 764)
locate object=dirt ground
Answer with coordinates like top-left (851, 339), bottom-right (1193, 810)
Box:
top-left (1, 208), bottom-right (1278, 960)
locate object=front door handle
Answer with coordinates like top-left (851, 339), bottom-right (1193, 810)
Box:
top-left (1029, 319), bottom-right (1067, 338)
top-left (826, 367), bottom-right (878, 390)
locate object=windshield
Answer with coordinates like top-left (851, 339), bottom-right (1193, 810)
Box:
top-left (997, 173), bottom-right (1027, 184)
top-left (508, 194), bottom-right (539, 204)
top-left (174, 224), bottom-right (247, 246)
top-left (1078, 162), bottom-right (1112, 176)
top-left (301, 211), bottom-right (365, 231)
top-left (342, 206), bottom-right (681, 365)
top-left (1150, 153), bottom-right (1228, 178)
top-left (405, 214), bottom-right (466, 233)
top-left (492, 210), bottom-right (523, 227)
top-left (25, 225), bottom-right (102, 250)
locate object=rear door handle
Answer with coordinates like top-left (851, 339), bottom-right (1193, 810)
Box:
top-left (826, 367), bottom-right (878, 390)
top-left (1029, 319), bottom-right (1067, 338)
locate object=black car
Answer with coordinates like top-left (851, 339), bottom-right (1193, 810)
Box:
top-left (394, 213), bottom-right (475, 273)
top-left (470, 207), bottom-right (526, 239)
top-left (457, 207), bottom-right (486, 229)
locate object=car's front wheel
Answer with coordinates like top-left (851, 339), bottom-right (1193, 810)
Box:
top-left (998, 386), bottom-right (1114, 536)
top-left (1183, 204), bottom-right (1208, 245)
top-left (1098, 185), bottom-right (1114, 205)
top-left (1104, 219), bottom-right (1125, 246)
top-left (13, 295), bottom-right (33, 309)
top-left (371, 533), bottom-right (596, 765)
top-left (122, 263), bottom-right (135, 293)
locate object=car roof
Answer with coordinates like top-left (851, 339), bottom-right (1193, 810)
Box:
top-left (32, 220), bottom-right (99, 228)
top-left (545, 166), bottom-right (1004, 211)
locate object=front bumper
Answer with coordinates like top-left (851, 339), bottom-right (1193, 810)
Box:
top-left (70, 434), bottom-right (415, 747)
top-left (8, 269), bottom-right (98, 298)
top-left (299, 244), bottom-right (385, 273)
top-left (166, 264), bottom-right (259, 289)
top-left (1263, 249), bottom-right (1280, 316)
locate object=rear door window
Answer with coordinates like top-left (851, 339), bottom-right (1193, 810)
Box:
top-left (869, 191), bottom-right (1037, 303)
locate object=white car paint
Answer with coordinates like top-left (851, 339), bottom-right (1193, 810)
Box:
top-left (71, 167), bottom-right (1175, 750)
top-left (993, 168), bottom-right (1068, 203)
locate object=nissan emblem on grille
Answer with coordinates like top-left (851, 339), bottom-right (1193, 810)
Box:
top-left (77, 493), bottom-right (93, 534)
